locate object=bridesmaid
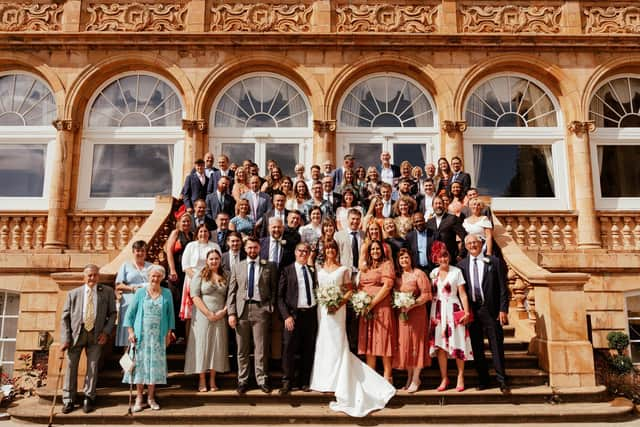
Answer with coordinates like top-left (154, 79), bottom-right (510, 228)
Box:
top-left (393, 249), bottom-right (432, 393)
top-left (184, 249), bottom-right (229, 391)
top-left (357, 240), bottom-right (396, 382)
top-left (164, 210), bottom-right (193, 340)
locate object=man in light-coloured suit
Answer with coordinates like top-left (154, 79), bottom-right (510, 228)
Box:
top-left (60, 264), bottom-right (116, 414)
top-left (227, 237), bottom-right (278, 395)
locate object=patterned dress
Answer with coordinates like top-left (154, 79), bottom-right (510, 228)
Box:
top-left (123, 293), bottom-right (167, 385)
top-left (428, 266), bottom-right (474, 361)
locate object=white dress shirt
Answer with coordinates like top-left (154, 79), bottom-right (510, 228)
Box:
top-left (295, 262), bottom-right (316, 308)
top-left (380, 167), bottom-right (394, 185)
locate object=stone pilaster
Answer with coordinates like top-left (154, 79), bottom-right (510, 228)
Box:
top-left (182, 119), bottom-right (208, 178)
top-left (568, 121), bottom-right (601, 249)
top-left (441, 120), bottom-right (467, 160)
top-left (313, 120), bottom-right (336, 165)
top-left (45, 120), bottom-right (78, 250)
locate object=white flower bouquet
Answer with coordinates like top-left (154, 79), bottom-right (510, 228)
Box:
top-left (315, 281), bottom-right (343, 312)
top-left (393, 291), bottom-right (416, 321)
top-left (350, 290), bottom-right (373, 319)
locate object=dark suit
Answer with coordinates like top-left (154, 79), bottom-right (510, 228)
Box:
top-left (451, 171), bottom-right (472, 194)
top-left (426, 213), bottom-right (466, 261)
top-left (278, 262), bottom-right (318, 387)
top-left (207, 169), bottom-right (235, 195)
top-left (406, 228), bottom-right (434, 273)
top-left (205, 191), bottom-right (236, 224)
top-left (377, 164), bottom-right (401, 180)
top-left (258, 209), bottom-right (290, 238)
top-left (191, 215), bottom-right (216, 234)
top-left (259, 236), bottom-right (295, 270)
top-left (213, 229), bottom-right (230, 253)
top-left (458, 255), bottom-right (509, 387)
top-left (182, 172), bottom-right (209, 211)
top-left (221, 250), bottom-right (246, 277)
top-left (242, 191), bottom-right (272, 225)
top-left (323, 192), bottom-right (342, 215)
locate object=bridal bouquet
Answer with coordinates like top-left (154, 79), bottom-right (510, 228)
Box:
top-left (393, 291), bottom-right (416, 321)
top-left (350, 291), bottom-right (373, 319)
top-left (315, 281), bottom-right (343, 312)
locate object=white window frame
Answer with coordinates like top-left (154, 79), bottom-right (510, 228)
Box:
top-left (0, 290), bottom-right (19, 377)
top-left (78, 72), bottom-right (185, 210)
top-left (624, 290), bottom-right (640, 366)
top-left (337, 72), bottom-right (440, 165)
top-left (211, 73), bottom-right (313, 172)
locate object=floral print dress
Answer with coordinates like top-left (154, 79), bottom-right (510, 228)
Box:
top-left (427, 266), bottom-right (474, 361)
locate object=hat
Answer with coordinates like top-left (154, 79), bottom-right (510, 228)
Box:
top-left (430, 240), bottom-right (449, 264)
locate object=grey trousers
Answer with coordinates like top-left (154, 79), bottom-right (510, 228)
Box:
top-left (235, 303), bottom-right (271, 386)
top-left (63, 329), bottom-right (103, 404)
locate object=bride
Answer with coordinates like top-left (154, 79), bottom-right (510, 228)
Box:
top-left (309, 239), bottom-right (395, 417)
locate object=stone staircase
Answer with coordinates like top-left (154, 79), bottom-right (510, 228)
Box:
top-left (8, 326), bottom-right (637, 424)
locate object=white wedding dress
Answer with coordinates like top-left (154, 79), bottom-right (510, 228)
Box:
top-left (310, 266), bottom-right (396, 417)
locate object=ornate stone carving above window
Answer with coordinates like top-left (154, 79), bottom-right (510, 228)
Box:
top-left (460, 5), bottom-right (561, 34)
top-left (336, 4), bottom-right (438, 33)
top-left (0, 3), bottom-right (62, 31)
top-left (210, 3), bottom-right (312, 32)
top-left (584, 6), bottom-right (640, 34)
top-left (86, 3), bottom-right (188, 32)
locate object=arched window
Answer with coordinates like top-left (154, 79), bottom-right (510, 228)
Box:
top-left (589, 75), bottom-right (640, 207)
top-left (211, 74), bottom-right (312, 176)
top-left (337, 74), bottom-right (438, 174)
top-left (79, 73), bottom-right (185, 210)
top-left (0, 73), bottom-right (56, 208)
top-left (463, 74), bottom-right (566, 210)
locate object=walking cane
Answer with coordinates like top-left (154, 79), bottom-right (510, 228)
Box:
top-left (48, 349), bottom-right (65, 427)
top-left (126, 344), bottom-right (136, 416)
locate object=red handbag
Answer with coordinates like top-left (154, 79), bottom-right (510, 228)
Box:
top-left (453, 310), bottom-right (473, 325)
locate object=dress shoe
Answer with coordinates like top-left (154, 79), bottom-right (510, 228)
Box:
top-left (259, 383), bottom-right (272, 394)
top-left (477, 382), bottom-right (490, 391)
top-left (499, 382), bottom-right (511, 394)
top-left (301, 385), bottom-right (312, 392)
top-left (279, 381), bottom-right (291, 396)
top-left (61, 402), bottom-right (75, 414)
top-left (82, 397), bottom-right (95, 413)
top-left (236, 383), bottom-right (248, 395)
top-left (436, 378), bottom-right (450, 392)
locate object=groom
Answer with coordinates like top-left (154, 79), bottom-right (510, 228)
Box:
top-left (277, 242), bottom-right (318, 395)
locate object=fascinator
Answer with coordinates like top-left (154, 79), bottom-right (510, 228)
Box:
top-left (430, 240), bottom-right (449, 264)
top-left (174, 203), bottom-right (187, 220)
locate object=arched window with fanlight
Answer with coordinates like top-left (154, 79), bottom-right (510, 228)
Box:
top-left (0, 72), bottom-right (57, 209)
top-left (337, 73), bottom-right (439, 174)
top-left (463, 73), bottom-right (567, 210)
top-left (78, 72), bottom-right (185, 210)
top-left (211, 73), bottom-right (312, 176)
top-left (589, 75), bottom-right (640, 209)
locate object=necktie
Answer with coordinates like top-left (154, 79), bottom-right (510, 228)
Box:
top-left (302, 265), bottom-right (312, 306)
top-left (351, 231), bottom-right (359, 269)
top-left (248, 261), bottom-right (256, 300)
top-left (84, 287), bottom-right (95, 332)
top-left (472, 258), bottom-right (481, 303)
top-left (270, 240), bottom-right (279, 265)
top-left (217, 231), bottom-right (224, 244)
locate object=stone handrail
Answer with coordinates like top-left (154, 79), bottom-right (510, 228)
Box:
top-left (598, 212), bottom-right (640, 251)
top-left (495, 212), bottom-right (577, 251)
top-left (0, 214), bottom-right (48, 250)
top-left (67, 212), bottom-right (150, 252)
top-left (493, 214), bottom-right (595, 387)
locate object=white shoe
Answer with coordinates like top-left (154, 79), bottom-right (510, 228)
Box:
top-left (132, 399), bottom-right (146, 412)
top-left (148, 399), bottom-right (160, 411)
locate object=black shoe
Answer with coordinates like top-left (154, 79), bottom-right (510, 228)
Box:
top-left (477, 383), bottom-right (490, 391)
top-left (61, 402), bottom-right (74, 414)
top-left (82, 397), bottom-right (95, 413)
top-left (499, 382), bottom-right (511, 394)
top-left (301, 385), bottom-right (312, 392)
top-left (259, 383), bottom-right (272, 394)
top-left (236, 383), bottom-right (248, 395)
top-left (279, 381), bottom-right (291, 396)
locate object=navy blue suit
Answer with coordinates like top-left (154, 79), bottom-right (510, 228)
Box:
top-left (182, 172), bottom-right (209, 211)
top-left (205, 191), bottom-right (236, 223)
top-left (207, 169), bottom-right (235, 195)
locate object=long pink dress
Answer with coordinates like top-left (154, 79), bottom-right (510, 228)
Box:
top-left (357, 261), bottom-right (397, 357)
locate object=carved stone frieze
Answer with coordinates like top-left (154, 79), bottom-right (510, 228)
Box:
top-left (52, 119), bottom-right (79, 132)
top-left (460, 5), bottom-right (561, 34)
top-left (568, 120), bottom-right (595, 136)
top-left (86, 3), bottom-right (188, 32)
top-left (584, 6), bottom-right (640, 34)
top-left (336, 4), bottom-right (438, 33)
top-left (210, 3), bottom-right (312, 32)
top-left (182, 119), bottom-right (207, 133)
top-left (313, 120), bottom-right (336, 134)
top-left (0, 3), bottom-right (62, 31)
top-left (441, 120), bottom-right (467, 134)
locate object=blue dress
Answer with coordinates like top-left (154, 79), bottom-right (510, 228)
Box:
top-left (230, 215), bottom-right (255, 236)
top-left (123, 293), bottom-right (168, 385)
top-left (115, 261), bottom-right (152, 347)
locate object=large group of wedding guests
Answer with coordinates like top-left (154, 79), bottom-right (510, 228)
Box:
top-left (59, 151), bottom-right (510, 418)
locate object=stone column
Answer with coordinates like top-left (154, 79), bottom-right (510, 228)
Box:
top-left (45, 120), bottom-right (78, 250)
top-left (441, 120), bottom-right (466, 160)
top-left (182, 119), bottom-right (207, 179)
top-left (313, 120), bottom-right (336, 165)
top-left (568, 121), bottom-right (601, 249)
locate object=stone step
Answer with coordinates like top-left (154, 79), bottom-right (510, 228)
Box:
top-left (10, 395), bottom-right (634, 425)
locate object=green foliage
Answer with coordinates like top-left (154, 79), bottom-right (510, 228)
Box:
top-left (607, 331), bottom-right (630, 353)
top-left (609, 354), bottom-right (634, 375)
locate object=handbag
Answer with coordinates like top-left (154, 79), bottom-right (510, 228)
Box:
top-left (119, 345), bottom-right (135, 373)
top-left (453, 310), bottom-right (473, 325)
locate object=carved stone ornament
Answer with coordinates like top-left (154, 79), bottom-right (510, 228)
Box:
top-left (568, 120), bottom-right (595, 136)
top-left (460, 5), bottom-right (561, 34)
top-left (210, 3), bottom-right (312, 32)
top-left (584, 6), bottom-right (640, 34)
top-left (0, 3), bottom-right (62, 31)
top-left (441, 120), bottom-right (467, 134)
top-left (336, 4), bottom-right (438, 33)
top-left (52, 119), bottom-right (79, 132)
top-left (86, 3), bottom-right (188, 31)
top-left (313, 120), bottom-right (336, 133)
top-left (182, 119), bottom-right (207, 133)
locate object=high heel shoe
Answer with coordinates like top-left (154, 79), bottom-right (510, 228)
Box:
top-left (456, 384), bottom-right (465, 392)
top-left (407, 381), bottom-right (421, 393)
top-left (436, 378), bottom-right (449, 392)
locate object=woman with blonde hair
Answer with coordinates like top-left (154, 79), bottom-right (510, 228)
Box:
top-left (231, 166), bottom-right (250, 202)
top-left (361, 196), bottom-right (385, 231)
top-left (392, 195), bottom-right (417, 238)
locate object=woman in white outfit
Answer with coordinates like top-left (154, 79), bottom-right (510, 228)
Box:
top-left (310, 239), bottom-right (395, 417)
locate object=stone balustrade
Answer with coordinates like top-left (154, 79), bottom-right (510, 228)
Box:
top-left (598, 213), bottom-right (640, 251)
top-left (67, 213), bottom-right (150, 252)
top-left (0, 215), bottom-right (48, 251)
top-left (495, 213), bottom-right (578, 252)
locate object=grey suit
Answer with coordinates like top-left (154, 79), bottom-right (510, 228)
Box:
top-left (60, 284), bottom-right (116, 404)
top-left (227, 258), bottom-right (278, 387)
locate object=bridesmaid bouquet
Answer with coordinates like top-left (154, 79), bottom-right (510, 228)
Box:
top-left (315, 281), bottom-right (343, 312)
top-left (350, 291), bottom-right (373, 319)
top-left (393, 291), bottom-right (416, 321)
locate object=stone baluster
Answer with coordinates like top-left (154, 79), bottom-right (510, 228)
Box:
top-left (527, 217), bottom-right (539, 250)
top-left (526, 280), bottom-right (537, 321)
top-left (634, 219), bottom-right (640, 250)
top-left (0, 218), bottom-right (9, 250)
top-left (82, 217), bottom-right (94, 252)
top-left (132, 217), bottom-right (143, 237)
top-left (504, 217), bottom-right (515, 241)
top-left (94, 217), bottom-right (105, 251)
top-left (563, 217), bottom-right (576, 249)
top-left (599, 216), bottom-right (610, 249)
top-left (34, 217), bottom-right (46, 249)
top-left (70, 217), bottom-right (82, 249)
top-left (10, 218), bottom-right (22, 250)
top-left (551, 216), bottom-right (563, 250)
top-left (513, 274), bottom-right (528, 317)
top-left (610, 218), bottom-right (621, 250)
top-left (622, 217), bottom-right (633, 250)
top-left (106, 217), bottom-right (117, 250)
top-left (119, 218), bottom-right (130, 249)
top-left (515, 217), bottom-right (527, 247)
top-left (539, 217), bottom-right (551, 250)
top-left (22, 217), bottom-right (34, 250)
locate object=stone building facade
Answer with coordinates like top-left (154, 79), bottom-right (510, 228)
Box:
top-left (0, 0), bottom-right (638, 387)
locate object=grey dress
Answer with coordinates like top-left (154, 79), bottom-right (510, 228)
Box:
top-left (184, 273), bottom-right (230, 374)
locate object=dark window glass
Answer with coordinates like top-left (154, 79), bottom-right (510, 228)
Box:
top-left (349, 143), bottom-right (381, 171)
top-left (393, 144), bottom-right (427, 171)
top-left (598, 146), bottom-right (640, 197)
top-left (220, 144), bottom-right (255, 166)
top-left (266, 143), bottom-right (299, 177)
top-left (0, 145), bottom-right (46, 197)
